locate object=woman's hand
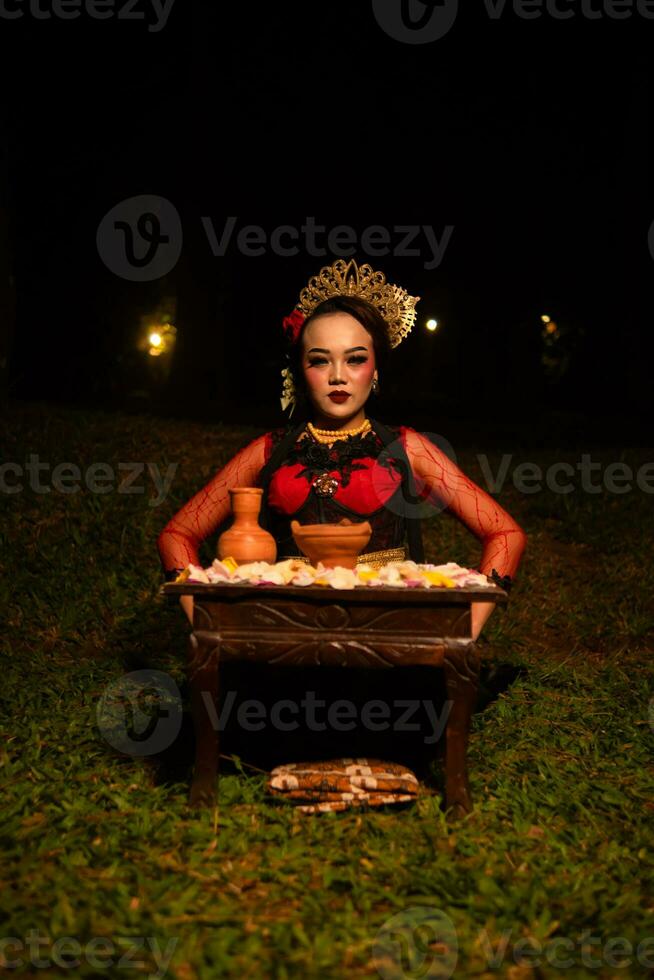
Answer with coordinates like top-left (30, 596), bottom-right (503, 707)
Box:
top-left (180, 595), bottom-right (194, 625)
top-left (401, 426), bottom-right (526, 643)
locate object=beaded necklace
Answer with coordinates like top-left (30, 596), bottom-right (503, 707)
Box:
top-left (306, 418), bottom-right (371, 445)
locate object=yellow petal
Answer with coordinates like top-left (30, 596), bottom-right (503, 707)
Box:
top-left (423, 571), bottom-right (456, 588)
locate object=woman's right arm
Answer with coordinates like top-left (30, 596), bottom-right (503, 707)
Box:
top-left (157, 432), bottom-right (270, 623)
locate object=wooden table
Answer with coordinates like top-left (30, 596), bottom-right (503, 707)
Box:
top-left (163, 581), bottom-right (507, 821)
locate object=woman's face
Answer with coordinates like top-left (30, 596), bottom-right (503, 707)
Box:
top-left (300, 312), bottom-right (377, 428)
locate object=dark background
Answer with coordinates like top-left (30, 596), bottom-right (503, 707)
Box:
top-left (1, 1), bottom-right (651, 446)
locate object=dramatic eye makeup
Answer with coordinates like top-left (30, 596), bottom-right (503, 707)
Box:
top-left (305, 346), bottom-right (369, 367)
top-left (307, 355), bottom-right (369, 366)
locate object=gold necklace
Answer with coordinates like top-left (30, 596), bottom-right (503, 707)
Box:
top-left (307, 419), bottom-right (371, 445)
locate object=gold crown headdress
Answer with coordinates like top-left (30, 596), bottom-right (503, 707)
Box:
top-left (280, 258), bottom-right (420, 414)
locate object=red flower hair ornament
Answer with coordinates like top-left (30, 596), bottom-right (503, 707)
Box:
top-left (279, 309), bottom-right (306, 416)
top-left (280, 310), bottom-right (307, 416)
top-left (282, 308), bottom-right (306, 346)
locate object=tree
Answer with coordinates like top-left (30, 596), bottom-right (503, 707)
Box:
top-left (0, 111), bottom-right (15, 412)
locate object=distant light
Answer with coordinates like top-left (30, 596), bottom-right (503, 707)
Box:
top-left (426, 318), bottom-right (439, 332)
top-left (545, 321), bottom-right (557, 335)
top-left (541, 315), bottom-right (551, 324)
top-left (140, 320), bottom-right (177, 359)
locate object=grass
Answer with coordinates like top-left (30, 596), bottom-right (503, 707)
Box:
top-left (2, 399), bottom-right (654, 979)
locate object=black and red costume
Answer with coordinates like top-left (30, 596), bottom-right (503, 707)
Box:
top-left (157, 417), bottom-right (526, 585)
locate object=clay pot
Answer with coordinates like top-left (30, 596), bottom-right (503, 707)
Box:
top-left (217, 487), bottom-right (277, 565)
top-left (291, 517), bottom-right (372, 569)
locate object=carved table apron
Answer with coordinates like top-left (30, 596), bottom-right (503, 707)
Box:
top-left (163, 582), bottom-right (507, 821)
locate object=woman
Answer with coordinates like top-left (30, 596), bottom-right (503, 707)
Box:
top-left (157, 259), bottom-right (527, 638)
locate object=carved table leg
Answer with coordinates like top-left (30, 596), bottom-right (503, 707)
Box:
top-left (442, 641), bottom-right (480, 822)
top-left (187, 631), bottom-right (220, 808)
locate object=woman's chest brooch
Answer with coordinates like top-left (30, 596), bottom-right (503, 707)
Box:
top-left (311, 472), bottom-right (340, 497)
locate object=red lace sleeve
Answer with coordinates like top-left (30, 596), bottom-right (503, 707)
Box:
top-left (402, 427), bottom-right (527, 580)
top-left (157, 432), bottom-right (274, 575)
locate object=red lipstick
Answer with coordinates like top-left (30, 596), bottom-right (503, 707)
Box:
top-left (328, 392), bottom-right (351, 403)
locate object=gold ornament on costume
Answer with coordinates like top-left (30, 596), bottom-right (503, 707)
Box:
top-left (280, 366), bottom-right (297, 416)
top-left (296, 258), bottom-right (420, 349)
top-left (311, 473), bottom-right (340, 497)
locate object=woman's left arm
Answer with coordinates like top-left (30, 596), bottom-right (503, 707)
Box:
top-left (403, 427), bottom-right (527, 640)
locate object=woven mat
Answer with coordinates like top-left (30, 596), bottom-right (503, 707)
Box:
top-left (266, 757), bottom-right (419, 814)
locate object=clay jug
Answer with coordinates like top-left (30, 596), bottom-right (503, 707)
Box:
top-left (217, 487), bottom-right (277, 565)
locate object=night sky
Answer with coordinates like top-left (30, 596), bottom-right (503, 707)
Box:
top-left (2, 1), bottom-right (652, 444)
